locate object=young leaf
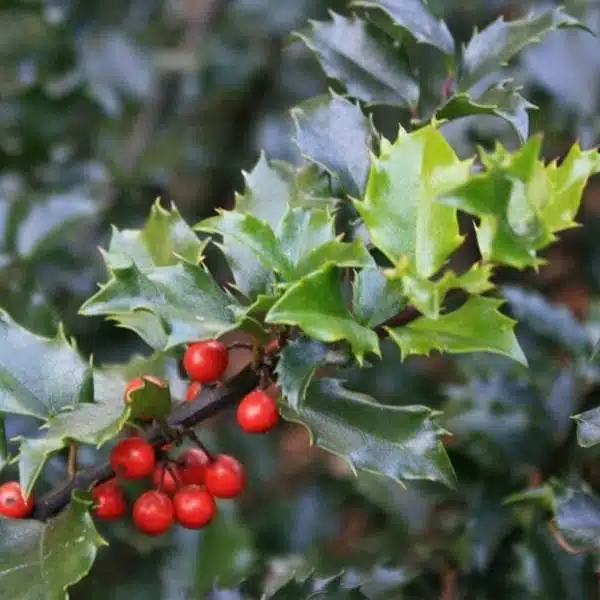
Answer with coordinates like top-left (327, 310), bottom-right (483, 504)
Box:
top-left (355, 123), bottom-right (472, 277)
top-left (460, 6), bottom-right (584, 90)
top-left (79, 259), bottom-right (238, 350)
top-left (351, 0), bottom-right (455, 55)
top-left (282, 378), bottom-right (456, 488)
top-left (387, 296), bottom-right (527, 365)
top-left (105, 199), bottom-right (207, 269)
top-left (0, 310), bottom-right (93, 421)
top-left (297, 13), bottom-right (419, 108)
top-left (266, 266), bottom-right (380, 364)
top-left (292, 93), bottom-right (374, 197)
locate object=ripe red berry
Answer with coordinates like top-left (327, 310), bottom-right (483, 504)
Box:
top-left (185, 381), bottom-right (202, 402)
top-left (152, 465), bottom-right (182, 495)
top-left (110, 438), bottom-right (156, 480)
top-left (0, 481), bottom-right (33, 519)
top-left (91, 478), bottom-right (127, 520)
top-left (132, 490), bottom-right (174, 536)
top-left (173, 485), bottom-right (216, 529)
top-left (236, 390), bottom-right (279, 433)
top-left (204, 454), bottom-right (244, 499)
top-left (178, 448), bottom-right (210, 486)
top-left (183, 340), bottom-right (229, 383)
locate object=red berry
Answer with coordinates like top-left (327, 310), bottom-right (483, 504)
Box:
top-left (110, 438), bottom-right (156, 480)
top-left (185, 381), bottom-right (202, 402)
top-left (183, 340), bottom-right (229, 383)
top-left (173, 485), bottom-right (216, 529)
top-left (91, 478), bottom-right (127, 520)
top-left (0, 481), bottom-right (33, 519)
top-left (152, 464), bottom-right (182, 495)
top-left (132, 490), bottom-right (174, 536)
top-left (236, 390), bottom-right (279, 433)
top-left (178, 448), bottom-right (210, 486)
top-left (204, 454), bottom-right (244, 499)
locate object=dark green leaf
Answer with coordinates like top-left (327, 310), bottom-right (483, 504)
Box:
top-left (460, 6), bottom-right (585, 90)
top-left (387, 296), bottom-right (527, 365)
top-left (266, 266), bottom-right (380, 364)
top-left (573, 407), bottom-right (600, 448)
top-left (292, 93), bottom-right (374, 197)
top-left (552, 484), bottom-right (600, 550)
top-left (297, 13), bottom-right (419, 108)
top-left (350, 0), bottom-right (455, 55)
top-left (283, 378), bottom-right (456, 488)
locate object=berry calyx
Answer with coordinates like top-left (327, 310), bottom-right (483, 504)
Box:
top-left (110, 438), bottom-right (156, 480)
top-left (236, 390), bottom-right (279, 433)
top-left (152, 464), bottom-right (182, 495)
top-left (0, 481), bottom-right (33, 519)
top-left (204, 454), bottom-right (245, 498)
top-left (173, 485), bottom-right (216, 529)
top-left (178, 448), bottom-right (210, 486)
top-left (132, 490), bottom-right (174, 536)
top-left (91, 478), bottom-right (127, 520)
top-left (183, 340), bottom-right (229, 383)
top-left (185, 381), bottom-right (202, 402)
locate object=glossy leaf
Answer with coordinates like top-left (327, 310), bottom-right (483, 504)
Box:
top-left (351, 0), bottom-right (454, 55)
top-left (552, 483), bottom-right (600, 550)
top-left (355, 123), bottom-right (472, 277)
top-left (297, 13), bottom-right (419, 107)
top-left (79, 259), bottom-right (238, 350)
top-left (573, 407), bottom-right (600, 448)
top-left (292, 93), bottom-right (374, 197)
top-left (460, 6), bottom-right (584, 90)
top-left (283, 378), bottom-right (456, 488)
top-left (0, 309), bottom-right (93, 421)
top-left (266, 266), bottom-right (380, 364)
top-left (387, 296), bottom-right (527, 364)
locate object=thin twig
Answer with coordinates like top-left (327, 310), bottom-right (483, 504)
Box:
top-left (67, 443), bottom-right (78, 477)
top-left (440, 568), bottom-right (457, 600)
top-left (0, 415), bottom-right (8, 460)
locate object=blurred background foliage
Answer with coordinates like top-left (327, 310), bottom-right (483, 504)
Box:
top-left (2, 0), bottom-right (600, 598)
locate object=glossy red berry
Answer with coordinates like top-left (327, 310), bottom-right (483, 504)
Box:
top-left (132, 490), bottom-right (174, 536)
top-left (178, 448), bottom-right (210, 486)
top-left (152, 464), bottom-right (182, 495)
top-left (183, 340), bottom-right (229, 383)
top-left (236, 390), bottom-right (279, 433)
top-left (185, 381), bottom-right (202, 402)
top-left (173, 485), bottom-right (216, 529)
top-left (0, 481), bottom-right (33, 519)
top-left (204, 454), bottom-right (244, 499)
top-left (110, 438), bottom-right (156, 480)
top-left (92, 478), bottom-right (127, 520)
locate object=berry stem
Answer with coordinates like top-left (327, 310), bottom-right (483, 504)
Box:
top-left (68, 442), bottom-right (78, 477)
top-left (0, 416), bottom-right (8, 461)
top-left (185, 429), bottom-right (215, 462)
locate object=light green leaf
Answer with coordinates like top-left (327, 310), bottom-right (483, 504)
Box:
top-left (0, 310), bottom-right (93, 421)
top-left (79, 259), bottom-right (238, 350)
top-left (266, 266), bottom-right (380, 364)
top-left (355, 123), bottom-right (472, 277)
top-left (387, 296), bottom-right (527, 364)
top-left (105, 198), bottom-right (207, 269)
top-left (283, 378), bottom-right (456, 488)
top-left (460, 6), bottom-right (584, 90)
top-left (297, 13), bottom-right (419, 107)
top-left (292, 93), bottom-right (374, 197)
top-left (351, 0), bottom-right (455, 55)
top-left (0, 492), bottom-right (106, 600)
top-left (297, 239), bottom-right (371, 278)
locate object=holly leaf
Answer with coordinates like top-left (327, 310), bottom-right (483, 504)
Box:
top-left (105, 198), bottom-right (207, 269)
top-left (297, 13), bottom-right (419, 108)
top-left (292, 93), bottom-right (374, 197)
top-left (460, 6), bottom-right (585, 90)
top-left (276, 336), bottom-right (329, 411)
top-left (0, 492), bottom-right (106, 600)
top-left (386, 296), bottom-right (527, 365)
top-left (350, 0), bottom-right (455, 55)
top-left (266, 266), bottom-right (380, 364)
top-left (124, 374), bottom-right (171, 421)
top-left (355, 123), bottom-right (472, 277)
top-left (0, 309), bottom-right (93, 421)
top-left (79, 259), bottom-right (238, 350)
top-left (282, 378), bottom-right (456, 488)
top-left (434, 81), bottom-right (535, 143)
top-left (573, 407), bottom-right (600, 448)
top-left (551, 483), bottom-right (600, 550)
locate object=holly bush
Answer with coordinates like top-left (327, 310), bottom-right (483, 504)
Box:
top-left (2, 0), bottom-right (600, 598)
